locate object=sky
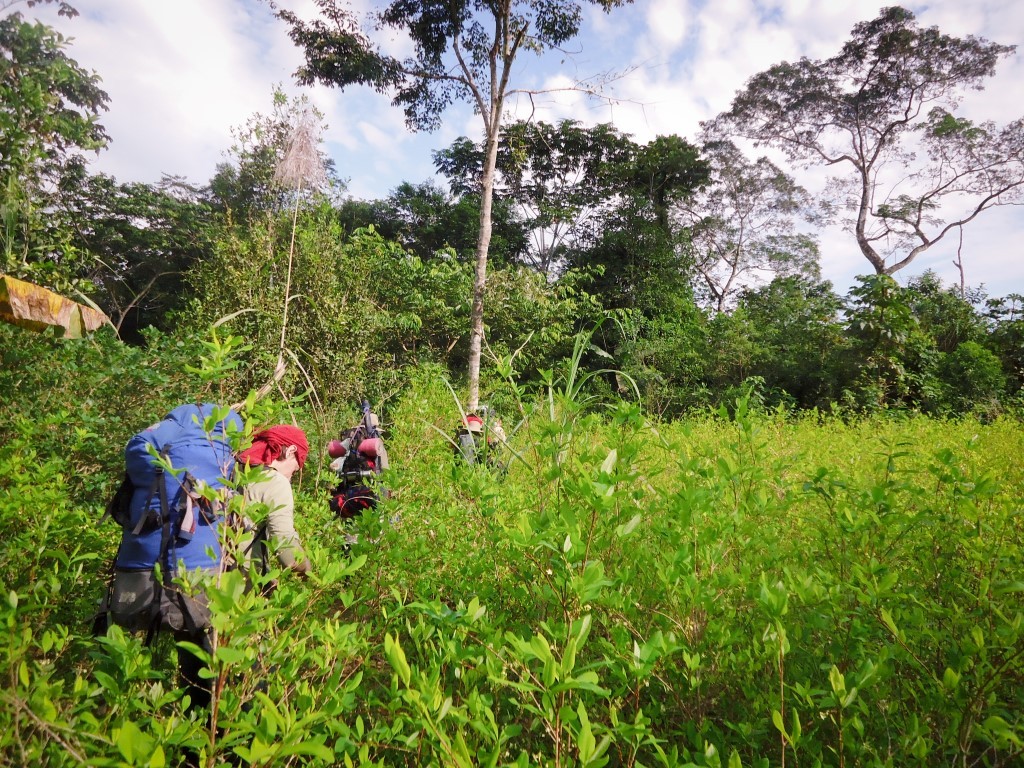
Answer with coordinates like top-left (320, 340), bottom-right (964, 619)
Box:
top-left (23, 0), bottom-right (1024, 299)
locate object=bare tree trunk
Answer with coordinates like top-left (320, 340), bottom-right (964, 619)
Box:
top-left (467, 127), bottom-right (500, 411)
top-left (953, 225), bottom-right (966, 298)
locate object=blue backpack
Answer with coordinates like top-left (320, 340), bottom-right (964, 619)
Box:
top-left (112, 403), bottom-right (243, 573)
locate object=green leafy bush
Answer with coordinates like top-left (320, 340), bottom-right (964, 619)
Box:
top-left (1, 327), bottom-right (1022, 767)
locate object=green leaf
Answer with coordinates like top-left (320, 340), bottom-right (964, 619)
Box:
top-left (576, 702), bottom-right (596, 764)
top-left (981, 715), bottom-right (1013, 740)
top-left (563, 636), bottom-right (578, 677)
top-left (574, 613), bottom-right (593, 650)
top-left (452, 730), bottom-right (474, 768)
top-left (828, 665), bottom-right (846, 697)
top-left (771, 709), bottom-right (789, 741)
top-left (942, 667), bottom-right (961, 690)
top-left (116, 720), bottom-right (150, 762)
top-left (384, 633), bottom-right (412, 687)
top-left (277, 741), bottom-right (336, 760)
top-left (467, 596), bottom-right (486, 622)
top-left (970, 626), bottom-right (985, 650)
top-left (216, 646), bottom-right (248, 665)
top-left (616, 514), bottom-right (642, 537)
top-left (600, 448), bottom-right (617, 474)
top-left (994, 580), bottom-right (1024, 595)
top-left (880, 607), bottom-right (899, 637)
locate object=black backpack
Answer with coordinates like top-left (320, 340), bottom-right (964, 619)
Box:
top-left (329, 402), bottom-right (385, 521)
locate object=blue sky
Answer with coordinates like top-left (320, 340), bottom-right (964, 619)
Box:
top-left (27, 0), bottom-right (1024, 299)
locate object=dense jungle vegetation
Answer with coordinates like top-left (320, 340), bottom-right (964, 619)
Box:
top-left (2, 326), bottom-right (1023, 767)
top-left (1, 2), bottom-right (1023, 766)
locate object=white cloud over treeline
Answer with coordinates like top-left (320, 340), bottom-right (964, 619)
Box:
top-left (25, 0), bottom-right (1024, 295)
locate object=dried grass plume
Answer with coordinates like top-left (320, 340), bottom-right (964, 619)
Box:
top-left (273, 106), bottom-right (327, 192)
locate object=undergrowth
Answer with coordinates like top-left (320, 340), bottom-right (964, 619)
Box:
top-left (1, 324), bottom-right (1022, 767)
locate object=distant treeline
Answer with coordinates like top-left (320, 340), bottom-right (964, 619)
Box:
top-left (3, 11), bottom-right (1022, 418)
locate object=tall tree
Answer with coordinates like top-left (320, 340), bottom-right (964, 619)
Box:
top-left (435, 120), bottom-right (634, 276)
top-left (680, 139), bottom-right (820, 312)
top-left (564, 133), bottom-right (708, 315)
top-left (710, 6), bottom-right (1024, 276)
top-left (0, 11), bottom-right (108, 287)
top-left (273, 0), bottom-right (633, 409)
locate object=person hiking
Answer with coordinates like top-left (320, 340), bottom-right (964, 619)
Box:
top-left (237, 425), bottom-right (312, 579)
top-left (100, 402), bottom-right (242, 716)
top-left (453, 408), bottom-right (506, 469)
top-left (327, 402), bottom-right (389, 524)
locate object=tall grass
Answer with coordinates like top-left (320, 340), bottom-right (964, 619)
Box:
top-left (1, 331), bottom-right (1022, 766)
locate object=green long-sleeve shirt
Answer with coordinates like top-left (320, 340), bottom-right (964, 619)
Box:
top-left (243, 467), bottom-right (310, 574)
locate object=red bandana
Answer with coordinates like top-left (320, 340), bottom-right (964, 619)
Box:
top-left (238, 425), bottom-right (309, 469)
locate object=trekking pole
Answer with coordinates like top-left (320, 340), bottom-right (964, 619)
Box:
top-left (362, 400), bottom-right (378, 438)
top-left (361, 400), bottom-right (380, 472)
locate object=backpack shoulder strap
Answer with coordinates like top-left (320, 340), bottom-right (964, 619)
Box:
top-left (240, 518), bottom-right (271, 578)
top-left (104, 473), bottom-right (135, 528)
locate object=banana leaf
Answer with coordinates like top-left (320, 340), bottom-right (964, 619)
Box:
top-left (0, 274), bottom-right (108, 338)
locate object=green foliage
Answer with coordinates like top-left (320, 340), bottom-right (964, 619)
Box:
top-left (734, 276), bottom-right (846, 409)
top-left (0, 324), bottom-right (183, 502)
top-left (555, 136), bottom-right (707, 329)
top-left (65, 173), bottom-right (218, 340)
top-left (436, 121), bottom-right (637, 275)
top-left (341, 180), bottom-right (529, 268)
top-left (906, 271), bottom-right (989, 354)
top-left (4, 330), bottom-right (1023, 766)
top-left (208, 87), bottom-right (338, 222)
top-left (183, 208), bottom-right (597, 409)
top-left (939, 341), bottom-right (1007, 416)
top-left (0, 11), bottom-right (109, 290)
top-left (616, 307), bottom-right (710, 417)
top-left (843, 275), bottom-right (941, 411)
top-left (715, 5), bottom-right (1024, 276)
top-left (184, 208), bottom-right (412, 406)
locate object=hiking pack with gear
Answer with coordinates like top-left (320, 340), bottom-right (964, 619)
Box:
top-left (93, 403), bottom-right (243, 644)
top-left (92, 402), bottom-right (245, 715)
top-left (328, 400), bottom-right (387, 521)
top-left (453, 408), bottom-right (506, 468)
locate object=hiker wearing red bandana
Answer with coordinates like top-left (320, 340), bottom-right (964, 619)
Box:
top-left (238, 425), bottom-right (312, 577)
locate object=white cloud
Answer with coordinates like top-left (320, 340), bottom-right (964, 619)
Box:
top-left (645, 0), bottom-right (689, 51)
top-left (22, 0), bottom-right (1024, 296)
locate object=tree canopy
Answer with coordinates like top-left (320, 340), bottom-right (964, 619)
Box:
top-left (681, 139), bottom-right (820, 312)
top-left (0, 11), bottom-right (108, 287)
top-left (273, 0), bottom-right (633, 409)
top-left (711, 5), bottom-right (1024, 276)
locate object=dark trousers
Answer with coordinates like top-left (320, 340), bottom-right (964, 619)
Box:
top-left (176, 628), bottom-right (214, 714)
